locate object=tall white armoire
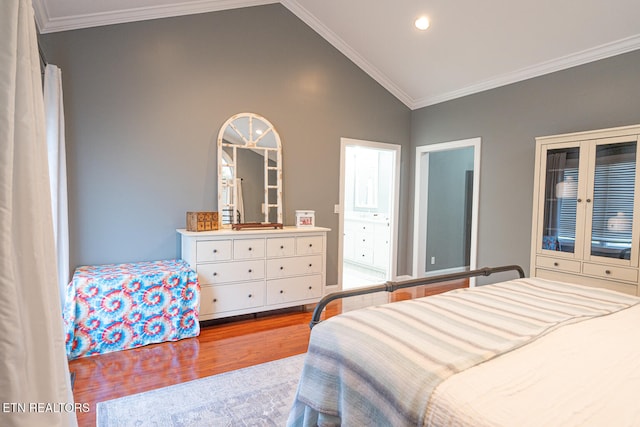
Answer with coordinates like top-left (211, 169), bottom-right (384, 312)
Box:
top-left (530, 124), bottom-right (640, 296)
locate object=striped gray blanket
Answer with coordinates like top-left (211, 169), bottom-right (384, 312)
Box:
top-left (287, 278), bottom-right (640, 426)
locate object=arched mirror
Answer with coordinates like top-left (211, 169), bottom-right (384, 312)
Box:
top-left (217, 112), bottom-right (283, 229)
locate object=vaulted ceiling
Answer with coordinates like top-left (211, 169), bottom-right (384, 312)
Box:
top-left (33, 0), bottom-right (640, 109)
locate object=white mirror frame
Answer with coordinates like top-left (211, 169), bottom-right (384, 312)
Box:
top-left (412, 137), bottom-right (481, 285)
top-left (217, 112), bottom-right (283, 227)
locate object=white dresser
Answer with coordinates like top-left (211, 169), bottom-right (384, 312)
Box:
top-left (178, 226), bottom-right (330, 320)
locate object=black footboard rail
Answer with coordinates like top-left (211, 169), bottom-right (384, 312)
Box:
top-left (310, 264), bottom-right (525, 329)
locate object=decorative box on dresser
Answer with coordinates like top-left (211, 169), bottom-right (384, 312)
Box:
top-left (530, 124), bottom-right (640, 296)
top-left (178, 226), bottom-right (330, 320)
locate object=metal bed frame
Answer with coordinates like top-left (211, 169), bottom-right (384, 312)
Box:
top-left (310, 264), bottom-right (525, 328)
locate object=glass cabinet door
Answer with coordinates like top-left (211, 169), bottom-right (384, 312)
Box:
top-left (588, 140), bottom-right (637, 260)
top-left (541, 146), bottom-right (581, 254)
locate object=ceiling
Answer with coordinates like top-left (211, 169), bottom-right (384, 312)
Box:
top-left (33, 0), bottom-right (640, 110)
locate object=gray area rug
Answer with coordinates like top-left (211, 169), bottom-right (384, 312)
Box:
top-left (96, 353), bottom-right (306, 426)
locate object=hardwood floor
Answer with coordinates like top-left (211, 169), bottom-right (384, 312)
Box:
top-left (69, 280), bottom-right (466, 427)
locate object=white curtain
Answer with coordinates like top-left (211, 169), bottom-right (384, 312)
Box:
top-left (44, 64), bottom-right (69, 308)
top-left (0, 1), bottom-right (77, 426)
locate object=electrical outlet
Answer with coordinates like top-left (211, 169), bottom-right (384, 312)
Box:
top-left (430, 256), bottom-right (436, 265)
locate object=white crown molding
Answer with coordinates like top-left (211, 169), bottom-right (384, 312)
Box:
top-left (412, 33), bottom-right (640, 110)
top-left (34, 0), bottom-right (278, 34)
top-left (280, 0), bottom-right (414, 109)
top-left (32, 0), bottom-right (50, 32)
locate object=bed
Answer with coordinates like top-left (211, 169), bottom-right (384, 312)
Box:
top-left (287, 266), bottom-right (640, 426)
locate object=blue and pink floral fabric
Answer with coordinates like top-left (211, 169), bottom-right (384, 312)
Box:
top-left (63, 259), bottom-right (200, 359)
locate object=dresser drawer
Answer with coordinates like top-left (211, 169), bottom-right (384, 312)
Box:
top-left (266, 255), bottom-right (322, 279)
top-left (200, 282), bottom-right (265, 315)
top-left (296, 235), bottom-right (323, 255)
top-left (536, 256), bottom-right (581, 273)
top-left (196, 240), bottom-right (232, 263)
top-left (266, 237), bottom-right (295, 258)
top-left (266, 275), bottom-right (322, 305)
top-left (582, 263), bottom-right (638, 283)
top-left (233, 238), bottom-right (265, 260)
top-left (197, 260), bottom-right (265, 285)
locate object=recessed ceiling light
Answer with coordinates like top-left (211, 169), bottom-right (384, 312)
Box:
top-left (415, 16), bottom-right (430, 31)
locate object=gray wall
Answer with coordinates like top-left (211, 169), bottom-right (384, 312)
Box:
top-left (39, 2), bottom-right (640, 284)
top-left (39, 4), bottom-right (412, 285)
top-left (411, 49), bottom-right (640, 278)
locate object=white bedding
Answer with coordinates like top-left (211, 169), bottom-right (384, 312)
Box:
top-left (288, 278), bottom-right (640, 426)
top-left (426, 301), bottom-right (640, 426)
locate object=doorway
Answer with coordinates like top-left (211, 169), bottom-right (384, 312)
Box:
top-left (413, 138), bottom-right (481, 284)
top-left (339, 138), bottom-right (401, 290)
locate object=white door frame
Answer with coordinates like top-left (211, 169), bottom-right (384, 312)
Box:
top-left (412, 137), bottom-right (481, 285)
top-left (338, 138), bottom-right (402, 290)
